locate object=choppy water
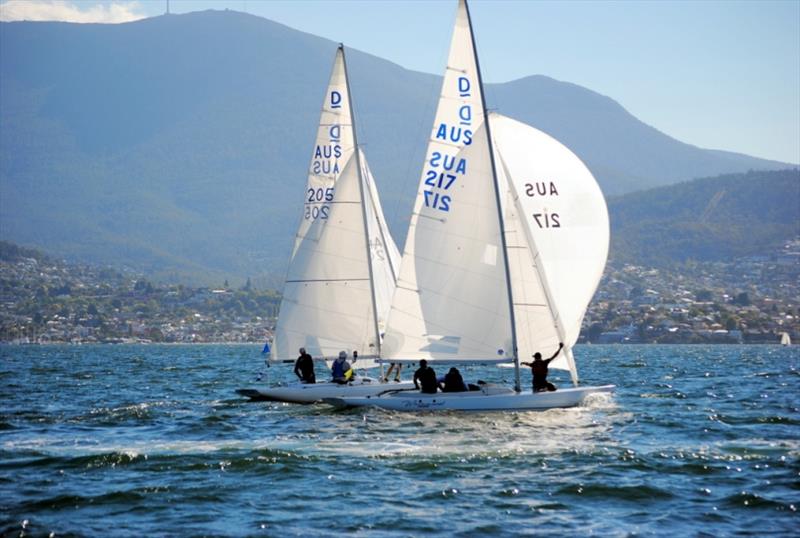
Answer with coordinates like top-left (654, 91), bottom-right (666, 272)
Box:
top-left (1, 344), bottom-right (797, 537)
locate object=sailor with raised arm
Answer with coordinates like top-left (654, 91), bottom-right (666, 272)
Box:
top-left (521, 343), bottom-right (564, 392)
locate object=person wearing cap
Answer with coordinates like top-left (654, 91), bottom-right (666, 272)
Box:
top-left (331, 351), bottom-right (352, 384)
top-left (521, 342), bottom-right (563, 392)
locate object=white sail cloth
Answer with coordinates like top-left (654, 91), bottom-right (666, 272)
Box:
top-left (382, 0), bottom-right (512, 363)
top-left (492, 113), bottom-right (609, 372)
top-left (273, 48), bottom-right (400, 362)
top-left (382, 0), bottom-right (609, 376)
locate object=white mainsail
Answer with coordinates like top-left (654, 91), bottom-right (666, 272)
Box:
top-left (290, 47), bottom-right (354, 260)
top-left (383, 0), bottom-right (609, 385)
top-left (382, 0), bottom-right (514, 363)
top-left (273, 47), bottom-right (399, 362)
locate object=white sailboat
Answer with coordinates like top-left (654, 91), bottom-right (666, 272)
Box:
top-left (780, 332), bottom-right (791, 346)
top-left (239, 45), bottom-right (414, 403)
top-left (325, 0), bottom-right (613, 411)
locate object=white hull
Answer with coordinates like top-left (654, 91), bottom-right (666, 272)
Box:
top-left (238, 377), bottom-right (415, 404)
top-left (324, 384), bottom-right (615, 411)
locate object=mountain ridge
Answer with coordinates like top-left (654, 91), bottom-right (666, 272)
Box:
top-left (0, 10), bottom-right (794, 283)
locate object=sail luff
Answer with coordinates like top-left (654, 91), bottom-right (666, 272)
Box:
top-left (340, 44), bottom-right (383, 358)
top-left (462, 0), bottom-right (521, 391)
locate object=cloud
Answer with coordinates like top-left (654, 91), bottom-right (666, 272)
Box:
top-left (0, 1), bottom-right (147, 24)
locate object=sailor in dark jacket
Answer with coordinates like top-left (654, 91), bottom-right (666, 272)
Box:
top-left (521, 342), bottom-right (563, 392)
top-left (294, 347), bottom-right (316, 383)
top-left (413, 359), bottom-right (438, 394)
top-left (440, 367), bottom-right (468, 392)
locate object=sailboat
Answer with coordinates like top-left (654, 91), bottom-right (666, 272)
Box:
top-left (325, 0), bottom-right (614, 411)
top-left (238, 45), bottom-right (414, 403)
top-left (780, 332), bottom-right (791, 346)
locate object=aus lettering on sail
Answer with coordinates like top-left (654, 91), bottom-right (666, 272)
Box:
top-left (423, 77), bottom-right (474, 213)
top-left (524, 179), bottom-right (561, 229)
top-left (306, 90), bottom-right (345, 221)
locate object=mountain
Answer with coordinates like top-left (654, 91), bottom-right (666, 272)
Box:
top-left (609, 169), bottom-right (800, 265)
top-left (0, 10), bottom-right (794, 284)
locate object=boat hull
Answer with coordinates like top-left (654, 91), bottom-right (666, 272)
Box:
top-left (324, 385), bottom-right (615, 411)
top-left (237, 378), bottom-right (415, 404)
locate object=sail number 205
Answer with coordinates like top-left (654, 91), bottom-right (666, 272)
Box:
top-left (304, 187), bottom-right (334, 220)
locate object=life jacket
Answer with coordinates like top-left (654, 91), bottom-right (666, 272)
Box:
top-left (332, 359), bottom-right (346, 379)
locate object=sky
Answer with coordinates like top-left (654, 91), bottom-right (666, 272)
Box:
top-left (1, 0), bottom-right (798, 164)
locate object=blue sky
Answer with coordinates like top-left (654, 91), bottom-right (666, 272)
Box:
top-left (1, 0), bottom-right (798, 164)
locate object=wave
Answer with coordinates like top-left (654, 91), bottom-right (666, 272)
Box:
top-left (555, 482), bottom-right (674, 501)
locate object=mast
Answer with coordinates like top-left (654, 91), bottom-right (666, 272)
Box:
top-left (462, 0), bottom-right (521, 392)
top-left (340, 44), bottom-right (383, 359)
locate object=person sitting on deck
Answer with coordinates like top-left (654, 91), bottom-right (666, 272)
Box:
top-left (413, 359), bottom-right (438, 394)
top-left (440, 367), bottom-right (468, 393)
top-left (331, 351), bottom-right (353, 384)
top-left (294, 347), bottom-right (316, 384)
top-left (521, 342), bottom-right (564, 392)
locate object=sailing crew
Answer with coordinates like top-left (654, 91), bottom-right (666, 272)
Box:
top-left (294, 347), bottom-right (316, 384)
top-left (384, 362), bottom-right (402, 383)
top-left (440, 367), bottom-right (468, 393)
top-left (522, 342), bottom-right (563, 392)
top-left (413, 359), bottom-right (438, 394)
top-left (331, 351), bottom-right (353, 384)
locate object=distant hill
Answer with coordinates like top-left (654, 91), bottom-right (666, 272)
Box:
top-left (609, 169), bottom-right (800, 265)
top-left (0, 10), bottom-right (794, 283)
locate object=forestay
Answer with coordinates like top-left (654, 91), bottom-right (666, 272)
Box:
top-left (382, 1), bottom-right (514, 363)
top-left (274, 47), bottom-right (399, 362)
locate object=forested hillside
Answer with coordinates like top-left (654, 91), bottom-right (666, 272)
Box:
top-left (609, 169), bottom-right (799, 265)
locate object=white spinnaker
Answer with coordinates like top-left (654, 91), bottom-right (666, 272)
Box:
top-left (290, 47), bottom-right (354, 260)
top-left (363, 157), bottom-right (401, 335)
top-left (275, 154), bottom-right (376, 360)
top-left (491, 113), bottom-right (610, 373)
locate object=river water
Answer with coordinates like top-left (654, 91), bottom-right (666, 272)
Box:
top-left (1, 344), bottom-right (797, 536)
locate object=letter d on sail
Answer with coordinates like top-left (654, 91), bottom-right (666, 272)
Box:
top-left (330, 90), bottom-right (342, 109)
top-left (458, 77), bottom-right (471, 96)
